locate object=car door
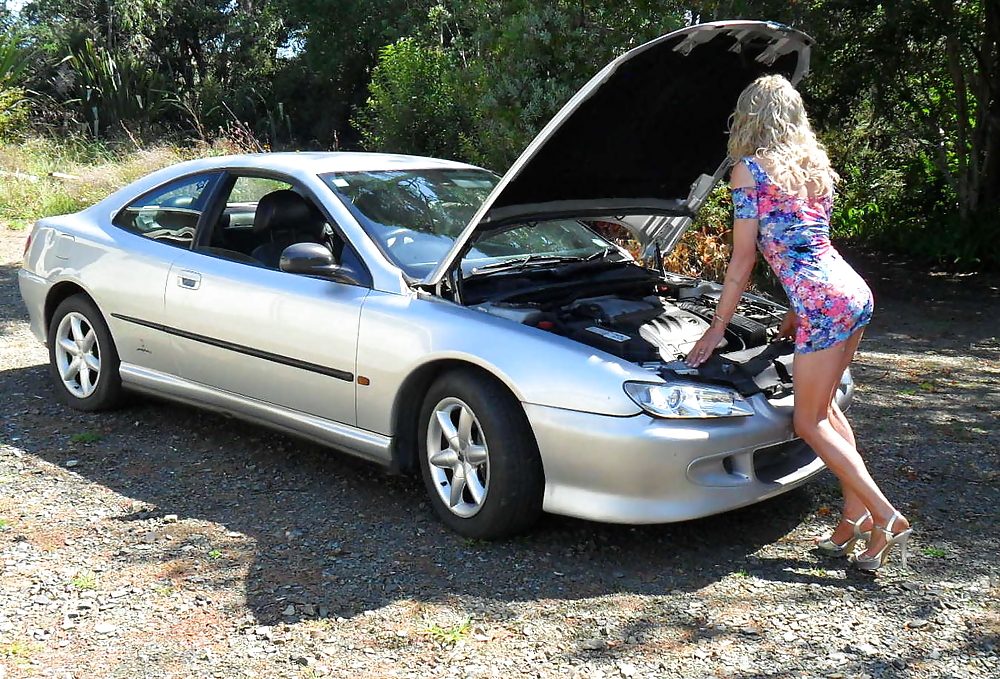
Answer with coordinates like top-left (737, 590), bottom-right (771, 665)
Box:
top-left (160, 175), bottom-right (369, 426)
top-left (103, 172), bottom-right (223, 376)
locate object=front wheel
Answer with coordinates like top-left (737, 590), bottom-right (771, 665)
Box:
top-left (418, 369), bottom-right (544, 540)
top-left (47, 294), bottom-right (126, 412)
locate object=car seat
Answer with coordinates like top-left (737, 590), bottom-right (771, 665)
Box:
top-left (250, 190), bottom-right (328, 269)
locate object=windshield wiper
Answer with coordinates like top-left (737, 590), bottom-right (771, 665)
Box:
top-left (585, 246), bottom-right (620, 261)
top-left (470, 254), bottom-right (587, 275)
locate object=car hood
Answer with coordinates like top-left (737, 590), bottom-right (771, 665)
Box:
top-left (423, 20), bottom-right (813, 286)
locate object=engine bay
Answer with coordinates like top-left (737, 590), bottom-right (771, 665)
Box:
top-left (464, 264), bottom-right (796, 398)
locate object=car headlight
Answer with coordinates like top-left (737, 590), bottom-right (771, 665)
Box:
top-left (624, 381), bottom-right (755, 418)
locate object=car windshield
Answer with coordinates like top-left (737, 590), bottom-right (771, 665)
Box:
top-left (322, 169), bottom-right (615, 277)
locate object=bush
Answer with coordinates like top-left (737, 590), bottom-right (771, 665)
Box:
top-left (0, 86), bottom-right (27, 140)
top-left (354, 38), bottom-right (472, 160)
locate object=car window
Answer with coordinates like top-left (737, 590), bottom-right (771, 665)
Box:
top-left (113, 173), bottom-right (220, 248)
top-left (227, 177), bottom-right (292, 204)
top-left (321, 169), bottom-right (613, 277)
top-left (194, 174), bottom-right (372, 287)
top-left (322, 169), bottom-right (497, 277)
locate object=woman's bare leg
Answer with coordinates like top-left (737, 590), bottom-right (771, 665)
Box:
top-left (793, 328), bottom-right (908, 557)
top-left (824, 347), bottom-right (872, 544)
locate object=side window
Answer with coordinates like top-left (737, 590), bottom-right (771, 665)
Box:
top-left (229, 177), bottom-right (292, 205)
top-left (113, 173), bottom-right (219, 248)
top-left (196, 173), bottom-right (373, 287)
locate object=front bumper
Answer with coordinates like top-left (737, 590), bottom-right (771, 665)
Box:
top-left (528, 386), bottom-right (849, 524)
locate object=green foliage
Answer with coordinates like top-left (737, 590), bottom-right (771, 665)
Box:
top-left (0, 640), bottom-right (43, 664)
top-left (0, 135), bottom-right (212, 228)
top-left (0, 86), bottom-right (29, 140)
top-left (421, 616), bottom-right (472, 645)
top-left (66, 39), bottom-right (170, 137)
top-left (70, 431), bottom-right (102, 444)
top-left (70, 572), bottom-right (97, 589)
top-left (354, 37), bottom-right (472, 159)
top-left (4, 0), bottom-right (997, 268)
top-left (0, 28), bottom-right (29, 89)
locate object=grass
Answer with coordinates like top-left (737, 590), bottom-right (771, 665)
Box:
top-left (421, 616), bottom-right (472, 645)
top-left (0, 640), bottom-right (44, 664)
top-left (923, 547), bottom-right (947, 558)
top-left (0, 134), bottom-right (249, 230)
top-left (70, 431), bottom-right (102, 444)
top-left (207, 549), bottom-right (223, 559)
top-left (70, 572), bottom-right (97, 589)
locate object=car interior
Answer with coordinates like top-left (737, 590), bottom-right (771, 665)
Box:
top-left (199, 184), bottom-right (368, 284)
top-left (113, 172), bottom-right (369, 284)
top-left (202, 186), bottom-right (343, 267)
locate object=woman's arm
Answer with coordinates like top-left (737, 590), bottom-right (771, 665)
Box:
top-left (684, 161), bottom-right (759, 367)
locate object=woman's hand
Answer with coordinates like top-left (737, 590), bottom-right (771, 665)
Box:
top-left (775, 309), bottom-right (798, 342)
top-left (685, 324), bottom-right (726, 367)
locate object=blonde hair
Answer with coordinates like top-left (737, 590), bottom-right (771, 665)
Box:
top-left (727, 74), bottom-right (838, 196)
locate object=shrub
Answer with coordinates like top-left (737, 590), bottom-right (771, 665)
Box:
top-left (0, 86), bottom-right (28, 141)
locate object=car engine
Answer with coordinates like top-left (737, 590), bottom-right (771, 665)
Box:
top-left (468, 269), bottom-right (795, 398)
top-left (474, 290), bottom-right (778, 362)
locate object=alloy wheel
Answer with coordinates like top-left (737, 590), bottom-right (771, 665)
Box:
top-left (53, 311), bottom-right (101, 399)
top-left (425, 397), bottom-right (490, 518)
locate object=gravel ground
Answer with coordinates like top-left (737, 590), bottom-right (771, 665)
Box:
top-left (1, 225), bottom-right (998, 679)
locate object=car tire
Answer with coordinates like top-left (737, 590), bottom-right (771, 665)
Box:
top-left (47, 294), bottom-right (126, 412)
top-left (418, 368), bottom-right (544, 540)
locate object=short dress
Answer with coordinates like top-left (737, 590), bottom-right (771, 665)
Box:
top-left (731, 157), bottom-right (873, 353)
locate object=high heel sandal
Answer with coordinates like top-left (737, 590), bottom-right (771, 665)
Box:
top-left (851, 511), bottom-right (912, 571)
top-left (816, 510), bottom-right (872, 557)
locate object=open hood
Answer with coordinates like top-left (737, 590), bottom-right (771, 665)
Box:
top-left (424, 20), bottom-right (813, 287)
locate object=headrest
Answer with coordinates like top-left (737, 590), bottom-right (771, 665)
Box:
top-left (252, 190), bottom-right (325, 238)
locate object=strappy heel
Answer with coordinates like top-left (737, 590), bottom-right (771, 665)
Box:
top-left (852, 512), bottom-right (912, 571)
top-left (816, 510), bottom-right (872, 557)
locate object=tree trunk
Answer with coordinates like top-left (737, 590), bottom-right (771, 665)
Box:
top-left (977, 0), bottom-right (1000, 215)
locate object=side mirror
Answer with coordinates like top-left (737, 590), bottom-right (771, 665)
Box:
top-left (279, 243), bottom-right (359, 285)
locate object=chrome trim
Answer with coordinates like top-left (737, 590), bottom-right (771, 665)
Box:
top-left (119, 363), bottom-right (391, 464)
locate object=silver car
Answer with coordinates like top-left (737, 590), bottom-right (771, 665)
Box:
top-left (18, 21), bottom-right (849, 539)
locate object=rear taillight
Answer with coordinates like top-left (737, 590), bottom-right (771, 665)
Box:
top-left (23, 232), bottom-right (32, 257)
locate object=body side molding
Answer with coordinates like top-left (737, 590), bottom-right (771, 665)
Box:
top-left (112, 313), bottom-right (354, 382)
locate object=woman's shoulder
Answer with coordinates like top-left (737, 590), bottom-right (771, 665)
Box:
top-left (730, 157), bottom-right (759, 188)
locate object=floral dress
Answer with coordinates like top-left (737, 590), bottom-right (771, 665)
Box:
top-left (731, 157), bottom-right (873, 353)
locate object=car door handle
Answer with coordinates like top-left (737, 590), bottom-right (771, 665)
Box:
top-left (176, 270), bottom-right (202, 290)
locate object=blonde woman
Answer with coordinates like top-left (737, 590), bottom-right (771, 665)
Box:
top-left (685, 75), bottom-right (911, 570)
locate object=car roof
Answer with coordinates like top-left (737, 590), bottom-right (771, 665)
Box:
top-left (174, 152), bottom-right (483, 176)
top-left (85, 151), bottom-right (489, 216)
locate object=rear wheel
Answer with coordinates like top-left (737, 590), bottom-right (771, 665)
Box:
top-left (47, 294), bottom-right (125, 411)
top-left (418, 369), bottom-right (544, 539)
